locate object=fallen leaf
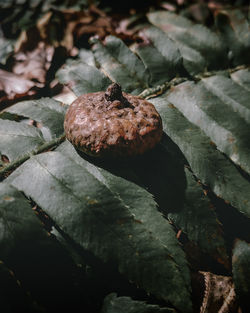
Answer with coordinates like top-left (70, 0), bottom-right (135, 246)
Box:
top-left (0, 69), bottom-right (36, 98)
top-left (185, 3), bottom-right (212, 25)
top-left (199, 271), bottom-right (238, 313)
top-left (74, 15), bottom-right (114, 42)
top-left (53, 85), bottom-right (77, 105)
top-left (160, 2), bottom-right (177, 12)
top-left (13, 42), bottom-right (54, 83)
top-left (115, 15), bottom-right (146, 42)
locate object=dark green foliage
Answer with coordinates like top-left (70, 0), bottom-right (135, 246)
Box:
top-left (6, 151), bottom-right (192, 312)
top-left (147, 11), bottom-right (228, 70)
top-left (0, 98), bottom-right (66, 179)
top-left (233, 240), bottom-right (250, 310)
top-left (101, 293), bottom-right (176, 313)
top-left (231, 69), bottom-right (250, 91)
top-left (168, 168), bottom-right (228, 265)
top-left (0, 36), bottom-right (14, 64)
top-left (5, 98), bottom-right (67, 139)
top-left (0, 119), bottom-right (45, 162)
top-left (215, 9), bottom-right (250, 66)
top-left (0, 183), bottom-right (91, 312)
top-left (152, 95), bottom-right (250, 218)
top-left (57, 60), bottom-right (111, 96)
top-left (0, 260), bottom-right (44, 313)
top-left (1, 6), bottom-right (250, 313)
top-left (92, 36), bottom-right (149, 94)
top-left (166, 80), bottom-right (250, 175)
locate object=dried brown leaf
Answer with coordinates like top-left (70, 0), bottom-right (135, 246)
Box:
top-left (0, 69), bottom-right (36, 99)
top-left (186, 3), bottom-right (212, 24)
top-left (74, 15), bottom-right (114, 41)
top-left (199, 271), bottom-right (239, 313)
top-left (53, 85), bottom-right (77, 105)
top-left (13, 42), bottom-right (54, 83)
top-left (160, 2), bottom-right (177, 11)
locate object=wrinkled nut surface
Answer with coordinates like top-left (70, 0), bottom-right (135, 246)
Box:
top-left (64, 83), bottom-right (163, 157)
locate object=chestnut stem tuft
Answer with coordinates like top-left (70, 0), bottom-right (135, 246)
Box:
top-left (105, 83), bottom-right (134, 109)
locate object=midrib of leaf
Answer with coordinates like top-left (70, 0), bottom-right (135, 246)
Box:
top-left (138, 65), bottom-right (250, 100)
top-left (139, 77), bottom-right (188, 99)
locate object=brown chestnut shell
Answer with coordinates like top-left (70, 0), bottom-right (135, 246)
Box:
top-left (64, 84), bottom-right (163, 157)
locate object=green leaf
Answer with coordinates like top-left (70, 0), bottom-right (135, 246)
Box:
top-left (231, 69), bottom-right (250, 92)
top-left (169, 168), bottom-right (228, 265)
top-left (151, 95), bottom-right (250, 218)
top-left (56, 60), bottom-right (111, 97)
top-left (92, 36), bottom-right (149, 94)
top-left (56, 32), bottom-right (250, 230)
top-left (0, 119), bottom-right (45, 162)
top-left (102, 293), bottom-right (176, 313)
top-left (0, 260), bottom-right (44, 313)
top-left (3, 98), bottom-right (67, 139)
top-left (135, 44), bottom-right (176, 85)
top-left (166, 80), bottom-right (250, 175)
top-left (136, 26), bottom-right (184, 82)
top-left (0, 182), bottom-right (88, 311)
top-left (0, 36), bottom-right (14, 64)
top-left (0, 183), bottom-right (44, 257)
top-left (0, 98), bottom-right (66, 178)
top-left (4, 7), bottom-right (250, 313)
top-left (57, 140), bottom-right (191, 290)
top-left (6, 151), bottom-right (193, 313)
top-left (202, 74), bottom-right (250, 124)
top-left (78, 48), bottom-right (96, 66)
top-left (138, 26), bottom-right (206, 76)
top-left (147, 11), bottom-right (227, 69)
top-left (215, 9), bottom-right (250, 66)
top-left (232, 240), bottom-right (250, 304)
top-left (174, 42), bottom-right (206, 75)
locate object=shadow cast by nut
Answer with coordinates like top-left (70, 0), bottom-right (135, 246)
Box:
top-left (75, 131), bottom-right (187, 214)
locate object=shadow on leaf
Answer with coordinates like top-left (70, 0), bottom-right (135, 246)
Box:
top-left (75, 131), bottom-right (187, 214)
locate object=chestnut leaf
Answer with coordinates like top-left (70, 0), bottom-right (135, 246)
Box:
top-left (166, 80), bottom-right (250, 176)
top-left (101, 293), bottom-right (176, 313)
top-left (151, 95), bottom-right (250, 218)
top-left (6, 151), bottom-right (193, 313)
top-left (0, 183), bottom-right (88, 311)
